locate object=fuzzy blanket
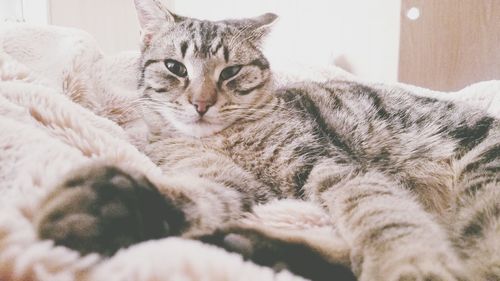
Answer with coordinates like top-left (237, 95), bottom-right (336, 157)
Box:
top-left (1, 23), bottom-right (500, 281)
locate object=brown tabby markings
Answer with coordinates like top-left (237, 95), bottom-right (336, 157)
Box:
top-left (35, 1), bottom-right (500, 280)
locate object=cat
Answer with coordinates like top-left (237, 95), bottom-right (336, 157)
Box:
top-left (36, 0), bottom-right (500, 280)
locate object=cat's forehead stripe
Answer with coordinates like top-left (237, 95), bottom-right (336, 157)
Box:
top-left (181, 41), bottom-right (188, 58)
top-left (212, 41), bottom-right (223, 56)
top-left (223, 46), bottom-right (229, 62)
top-left (178, 19), bottom-right (233, 59)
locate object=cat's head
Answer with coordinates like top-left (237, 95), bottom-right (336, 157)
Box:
top-left (135, 0), bottom-right (277, 137)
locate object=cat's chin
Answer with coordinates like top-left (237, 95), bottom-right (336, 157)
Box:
top-left (171, 119), bottom-right (227, 138)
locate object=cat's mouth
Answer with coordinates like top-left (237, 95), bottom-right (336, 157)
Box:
top-left (179, 117), bottom-right (227, 137)
top-left (157, 109), bottom-right (226, 137)
top-left (188, 117), bottom-right (223, 129)
top-left (192, 117), bottom-right (212, 125)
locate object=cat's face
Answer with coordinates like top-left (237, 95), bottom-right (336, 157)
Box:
top-left (135, 0), bottom-right (277, 137)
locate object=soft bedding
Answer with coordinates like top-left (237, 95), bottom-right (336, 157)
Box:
top-left (0, 23), bottom-right (499, 281)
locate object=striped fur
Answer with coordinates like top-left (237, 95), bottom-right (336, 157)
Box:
top-left (136, 2), bottom-right (500, 279)
top-left (145, 77), bottom-right (500, 280)
top-left (36, 1), bottom-right (500, 280)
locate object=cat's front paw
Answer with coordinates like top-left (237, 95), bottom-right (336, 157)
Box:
top-left (198, 225), bottom-right (356, 281)
top-left (35, 165), bottom-right (186, 256)
top-left (359, 248), bottom-right (468, 281)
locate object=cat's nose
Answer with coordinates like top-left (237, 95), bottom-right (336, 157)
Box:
top-left (193, 101), bottom-right (212, 116)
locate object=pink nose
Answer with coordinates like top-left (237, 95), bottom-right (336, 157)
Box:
top-left (193, 101), bottom-right (213, 116)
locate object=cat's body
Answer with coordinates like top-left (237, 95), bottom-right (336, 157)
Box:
top-left (35, 1), bottom-right (500, 280)
top-left (147, 80), bottom-right (493, 215)
top-left (144, 79), bottom-right (500, 280)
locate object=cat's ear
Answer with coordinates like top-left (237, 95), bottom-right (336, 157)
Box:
top-left (244, 13), bottom-right (279, 45)
top-left (134, 0), bottom-right (182, 46)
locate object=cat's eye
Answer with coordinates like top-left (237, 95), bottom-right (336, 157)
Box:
top-left (220, 65), bottom-right (242, 81)
top-left (165, 59), bottom-right (187, 77)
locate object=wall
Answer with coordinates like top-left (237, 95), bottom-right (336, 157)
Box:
top-left (1, 0), bottom-right (23, 22)
top-left (48, 0), bottom-right (143, 54)
top-left (2, 0), bottom-right (401, 82)
top-left (1, 0), bottom-right (48, 24)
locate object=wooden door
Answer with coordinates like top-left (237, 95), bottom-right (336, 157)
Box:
top-left (399, 0), bottom-right (500, 91)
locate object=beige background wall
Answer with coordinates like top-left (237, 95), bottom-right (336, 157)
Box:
top-left (1, 0), bottom-right (48, 24)
top-left (48, 0), bottom-right (148, 53)
top-left (2, 0), bottom-right (402, 82)
top-left (43, 0), bottom-right (401, 83)
top-left (1, 0), bottom-right (24, 22)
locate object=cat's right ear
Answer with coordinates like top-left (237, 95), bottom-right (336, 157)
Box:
top-left (239, 13), bottom-right (279, 46)
top-left (134, 0), bottom-right (182, 46)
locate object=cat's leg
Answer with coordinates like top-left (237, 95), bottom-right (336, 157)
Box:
top-left (306, 164), bottom-right (467, 281)
top-left (35, 164), bottom-right (252, 256)
top-left (199, 164), bottom-right (467, 281)
top-left (449, 136), bottom-right (500, 280)
top-left (198, 225), bottom-right (356, 281)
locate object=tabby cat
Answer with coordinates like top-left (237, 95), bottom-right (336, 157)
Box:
top-left (36, 0), bottom-right (500, 280)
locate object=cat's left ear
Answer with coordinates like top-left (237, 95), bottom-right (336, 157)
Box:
top-left (134, 0), bottom-right (183, 46)
top-left (243, 13), bottom-right (279, 45)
